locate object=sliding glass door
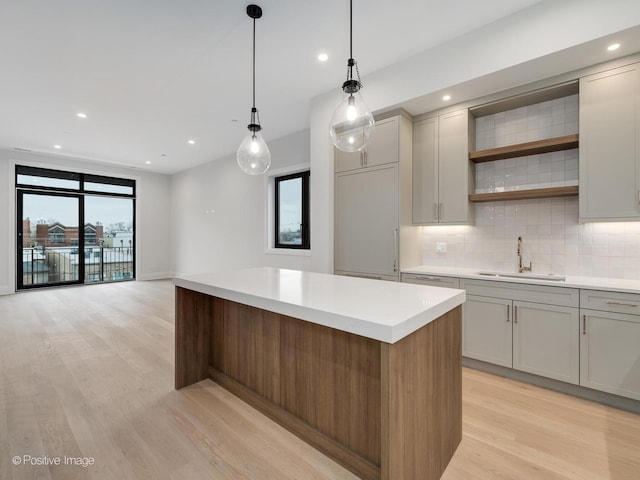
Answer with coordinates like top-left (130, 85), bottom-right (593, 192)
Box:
top-left (16, 165), bottom-right (136, 290)
top-left (18, 192), bottom-right (81, 287)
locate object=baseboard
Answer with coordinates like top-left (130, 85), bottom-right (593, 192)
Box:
top-left (0, 285), bottom-right (12, 296)
top-left (463, 357), bottom-right (640, 415)
top-left (137, 272), bottom-right (173, 281)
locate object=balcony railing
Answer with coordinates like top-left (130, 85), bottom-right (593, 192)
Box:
top-left (22, 246), bottom-right (134, 286)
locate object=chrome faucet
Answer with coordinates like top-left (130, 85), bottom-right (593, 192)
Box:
top-left (517, 236), bottom-right (532, 273)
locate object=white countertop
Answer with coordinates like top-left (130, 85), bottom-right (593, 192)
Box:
top-left (173, 268), bottom-right (465, 344)
top-left (402, 265), bottom-right (640, 294)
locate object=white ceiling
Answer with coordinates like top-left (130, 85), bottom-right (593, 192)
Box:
top-left (0, 0), bottom-right (636, 175)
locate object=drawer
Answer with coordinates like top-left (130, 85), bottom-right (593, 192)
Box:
top-left (460, 278), bottom-right (579, 308)
top-left (401, 273), bottom-right (460, 289)
top-left (580, 290), bottom-right (640, 316)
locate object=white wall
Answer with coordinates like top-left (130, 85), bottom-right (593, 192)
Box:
top-left (310, 1), bottom-right (640, 274)
top-left (0, 148), bottom-right (172, 294)
top-left (171, 129), bottom-right (311, 276)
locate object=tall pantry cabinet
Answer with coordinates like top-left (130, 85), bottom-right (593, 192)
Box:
top-left (334, 112), bottom-right (421, 281)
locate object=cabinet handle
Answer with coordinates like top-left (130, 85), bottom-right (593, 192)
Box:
top-left (433, 203), bottom-right (438, 220)
top-left (606, 301), bottom-right (638, 307)
top-left (514, 305), bottom-right (518, 324)
top-left (360, 152), bottom-right (364, 167)
top-left (507, 305), bottom-right (510, 323)
top-left (347, 273), bottom-right (383, 280)
top-left (439, 203), bottom-right (443, 220)
top-left (363, 151), bottom-right (368, 167)
top-left (421, 276), bottom-right (441, 282)
top-left (393, 228), bottom-right (398, 272)
top-left (582, 314), bottom-right (587, 335)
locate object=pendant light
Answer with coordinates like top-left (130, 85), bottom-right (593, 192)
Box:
top-left (329, 0), bottom-right (375, 153)
top-left (237, 4), bottom-right (271, 175)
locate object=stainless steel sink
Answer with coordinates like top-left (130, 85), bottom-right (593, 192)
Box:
top-left (476, 271), bottom-right (566, 282)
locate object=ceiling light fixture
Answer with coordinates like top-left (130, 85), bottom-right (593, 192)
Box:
top-left (318, 53), bottom-right (329, 62)
top-left (329, 0), bottom-right (374, 152)
top-left (188, 139), bottom-right (196, 145)
top-left (236, 4), bottom-right (271, 175)
top-left (442, 94), bottom-right (451, 101)
top-left (607, 43), bottom-right (620, 52)
top-left (77, 112), bottom-right (87, 118)
top-left (53, 144), bottom-right (62, 149)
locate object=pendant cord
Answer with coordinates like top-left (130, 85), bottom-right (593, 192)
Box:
top-left (349, 0), bottom-right (353, 61)
top-left (252, 16), bottom-right (256, 110)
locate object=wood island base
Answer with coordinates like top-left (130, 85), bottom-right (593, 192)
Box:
top-left (175, 286), bottom-right (462, 480)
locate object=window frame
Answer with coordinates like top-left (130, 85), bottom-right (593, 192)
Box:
top-left (274, 170), bottom-right (310, 250)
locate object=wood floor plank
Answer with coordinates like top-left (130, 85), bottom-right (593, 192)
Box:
top-left (1, 280), bottom-right (639, 480)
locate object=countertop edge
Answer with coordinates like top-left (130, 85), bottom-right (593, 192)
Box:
top-left (401, 266), bottom-right (640, 294)
top-left (173, 272), bottom-right (465, 344)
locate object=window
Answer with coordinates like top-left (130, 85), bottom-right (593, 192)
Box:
top-left (16, 165), bottom-right (136, 289)
top-left (274, 170), bottom-right (310, 249)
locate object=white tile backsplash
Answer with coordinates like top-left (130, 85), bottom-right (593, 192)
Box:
top-left (421, 197), bottom-right (640, 279)
top-left (421, 92), bottom-right (640, 280)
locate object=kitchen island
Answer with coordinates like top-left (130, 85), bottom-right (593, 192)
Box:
top-left (174, 268), bottom-right (465, 480)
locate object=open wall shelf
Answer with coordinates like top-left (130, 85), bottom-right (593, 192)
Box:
top-left (469, 134), bottom-right (579, 163)
top-left (469, 185), bottom-right (579, 203)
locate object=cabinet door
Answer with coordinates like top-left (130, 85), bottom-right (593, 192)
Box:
top-left (412, 117), bottom-right (438, 224)
top-left (463, 295), bottom-right (512, 367)
top-left (512, 301), bottom-right (579, 384)
top-left (365, 116), bottom-right (399, 168)
top-left (335, 149), bottom-right (363, 173)
top-left (438, 109), bottom-right (470, 224)
top-left (335, 164), bottom-right (399, 277)
top-left (580, 309), bottom-right (640, 401)
top-left (579, 63), bottom-right (640, 221)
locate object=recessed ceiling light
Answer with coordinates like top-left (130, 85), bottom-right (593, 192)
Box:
top-left (318, 53), bottom-right (329, 62)
top-left (607, 43), bottom-right (620, 52)
top-left (77, 112), bottom-right (87, 118)
top-left (188, 139), bottom-right (196, 145)
top-left (145, 161), bottom-right (152, 165)
top-left (442, 95), bottom-right (451, 101)
top-left (53, 144), bottom-right (62, 149)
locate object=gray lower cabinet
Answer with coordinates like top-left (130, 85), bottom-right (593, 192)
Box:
top-left (401, 273), bottom-right (459, 289)
top-left (513, 301), bottom-right (579, 384)
top-left (580, 290), bottom-right (640, 401)
top-left (403, 274), bottom-right (640, 401)
top-left (461, 279), bottom-right (580, 385)
top-left (463, 295), bottom-right (513, 368)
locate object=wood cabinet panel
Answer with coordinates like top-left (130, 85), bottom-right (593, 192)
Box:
top-left (382, 306), bottom-right (462, 480)
top-left (175, 287), bottom-right (213, 389)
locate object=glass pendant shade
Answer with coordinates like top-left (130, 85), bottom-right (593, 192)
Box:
top-left (237, 129), bottom-right (271, 175)
top-left (329, 90), bottom-right (375, 152)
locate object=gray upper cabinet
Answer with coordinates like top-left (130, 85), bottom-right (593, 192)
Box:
top-left (412, 109), bottom-right (472, 225)
top-left (579, 61), bottom-right (640, 221)
top-left (334, 116), bottom-right (400, 173)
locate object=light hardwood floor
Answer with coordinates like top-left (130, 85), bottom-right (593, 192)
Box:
top-left (1, 280), bottom-right (639, 480)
